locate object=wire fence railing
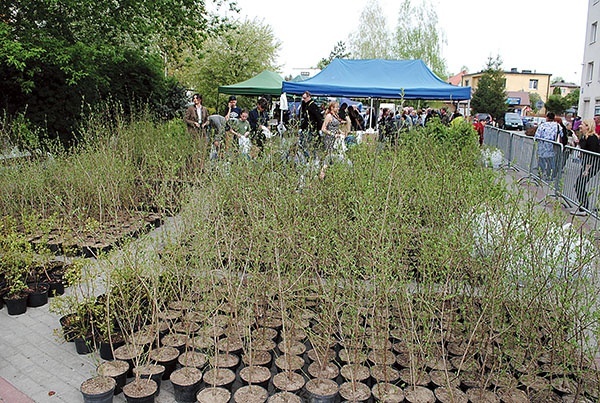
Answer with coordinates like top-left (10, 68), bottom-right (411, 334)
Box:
top-left (484, 125), bottom-right (600, 224)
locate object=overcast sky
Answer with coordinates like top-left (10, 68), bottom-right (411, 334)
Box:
top-left (224, 0), bottom-right (587, 83)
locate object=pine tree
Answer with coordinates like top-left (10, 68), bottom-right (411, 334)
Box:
top-left (471, 56), bottom-right (507, 121)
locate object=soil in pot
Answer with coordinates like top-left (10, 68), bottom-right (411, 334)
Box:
top-left (434, 386), bottom-right (468, 403)
top-left (275, 354), bottom-right (305, 373)
top-left (495, 387), bottom-right (530, 403)
top-left (203, 367), bottom-right (236, 391)
top-left (148, 346), bottom-right (179, 380)
top-left (404, 385), bottom-right (436, 403)
top-left (267, 391), bottom-right (302, 403)
top-left (242, 349), bottom-right (273, 368)
top-left (216, 336), bottom-right (244, 356)
top-left (113, 344), bottom-right (143, 377)
top-left (239, 365), bottom-right (272, 389)
top-left (368, 349), bottom-right (396, 366)
top-left (132, 364), bottom-right (165, 396)
top-left (304, 378), bottom-right (339, 403)
top-left (372, 382), bottom-right (405, 403)
top-left (277, 340), bottom-right (306, 356)
top-left (272, 371), bottom-right (305, 393)
top-left (80, 375), bottom-right (116, 403)
top-left (429, 370), bottom-right (460, 389)
top-left (27, 283), bottom-right (49, 307)
top-left (253, 327), bottom-right (279, 341)
top-left (307, 348), bottom-right (338, 364)
top-left (338, 348), bottom-right (367, 365)
top-left (209, 353), bottom-right (240, 372)
top-left (160, 332), bottom-right (189, 353)
top-left (5, 293), bottom-right (28, 316)
top-left (97, 360), bottom-right (129, 395)
top-left (170, 366), bottom-right (203, 403)
top-left (340, 363), bottom-right (370, 384)
top-left (177, 351), bottom-right (207, 370)
top-left (122, 378), bottom-right (157, 403)
top-left (233, 384), bottom-right (268, 403)
top-left (196, 387), bottom-right (231, 403)
top-left (464, 387), bottom-right (500, 403)
top-left (308, 361), bottom-right (340, 380)
top-left (398, 367), bottom-right (429, 386)
top-left (339, 381), bottom-right (371, 402)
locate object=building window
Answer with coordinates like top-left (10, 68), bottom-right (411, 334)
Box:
top-left (529, 79), bottom-right (538, 90)
top-left (465, 79), bottom-right (469, 87)
top-left (592, 22), bottom-right (598, 44)
top-left (595, 102), bottom-right (600, 116)
top-left (588, 61), bottom-right (595, 82)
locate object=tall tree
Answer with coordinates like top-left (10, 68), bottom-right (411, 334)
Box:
top-left (0, 0), bottom-right (234, 91)
top-left (471, 56), bottom-right (507, 121)
top-left (0, 0), bottom-right (235, 142)
top-left (393, 0), bottom-right (447, 78)
top-left (347, 1), bottom-right (392, 59)
top-left (564, 89), bottom-right (580, 110)
top-left (177, 19), bottom-right (281, 109)
top-left (317, 41), bottom-right (350, 70)
top-left (545, 95), bottom-right (570, 115)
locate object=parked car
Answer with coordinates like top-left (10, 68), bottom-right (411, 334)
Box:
top-left (522, 116), bottom-right (535, 129)
top-left (503, 112), bottom-right (523, 131)
top-left (475, 113), bottom-right (493, 124)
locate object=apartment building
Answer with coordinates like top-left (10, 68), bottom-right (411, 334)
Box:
top-left (579, 0), bottom-right (600, 118)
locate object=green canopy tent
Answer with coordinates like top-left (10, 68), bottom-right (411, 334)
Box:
top-left (218, 70), bottom-right (284, 96)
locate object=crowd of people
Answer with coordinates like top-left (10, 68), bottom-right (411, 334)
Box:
top-left (184, 93), bottom-right (600, 214)
top-left (183, 91), bottom-right (474, 169)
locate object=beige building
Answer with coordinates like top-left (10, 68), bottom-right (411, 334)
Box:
top-left (461, 69), bottom-right (552, 108)
top-left (550, 80), bottom-right (579, 97)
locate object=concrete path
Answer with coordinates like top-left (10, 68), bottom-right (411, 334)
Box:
top-left (0, 217), bottom-right (182, 403)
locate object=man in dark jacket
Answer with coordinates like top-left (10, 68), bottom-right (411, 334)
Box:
top-left (248, 97), bottom-right (270, 155)
top-left (300, 91), bottom-right (324, 158)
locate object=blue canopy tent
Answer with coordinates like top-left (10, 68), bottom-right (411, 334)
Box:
top-left (282, 59), bottom-right (471, 100)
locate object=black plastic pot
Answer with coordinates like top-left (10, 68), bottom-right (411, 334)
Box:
top-left (75, 335), bottom-right (96, 355)
top-left (27, 283), bottom-right (49, 307)
top-left (81, 376), bottom-right (116, 403)
top-left (5, 293), bottom-right (28, 316)
top-left (48, 279), bottom-right (65, 297)
top-left (123, 379), bottom-right (157, 403)
top-left (170, 367), bottom-right (203, 403)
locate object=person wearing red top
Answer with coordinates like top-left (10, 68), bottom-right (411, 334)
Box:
top-left (473, 118), bottom-right (485, 146)
top-left (594, 114), bottom-right (600, 135)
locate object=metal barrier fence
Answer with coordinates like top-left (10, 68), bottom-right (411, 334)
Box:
top-left (483, 125), bottom-right (600, 221)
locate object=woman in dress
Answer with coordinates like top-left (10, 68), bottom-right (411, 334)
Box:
top-left (321, 101), bottom-right (344, 151)
top-left (319, 101), bottom-right (346, 179)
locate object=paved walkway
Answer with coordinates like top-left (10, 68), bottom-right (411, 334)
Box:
top-left (0, 217), bottom-right (182, 403)
top-left (0, 170), bottom-right (598, 403)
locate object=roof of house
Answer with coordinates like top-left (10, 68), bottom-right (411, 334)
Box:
top-left (448, 70), bottom-right (466, 86)
top-left (550, 81), bottom-right (579, 88)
